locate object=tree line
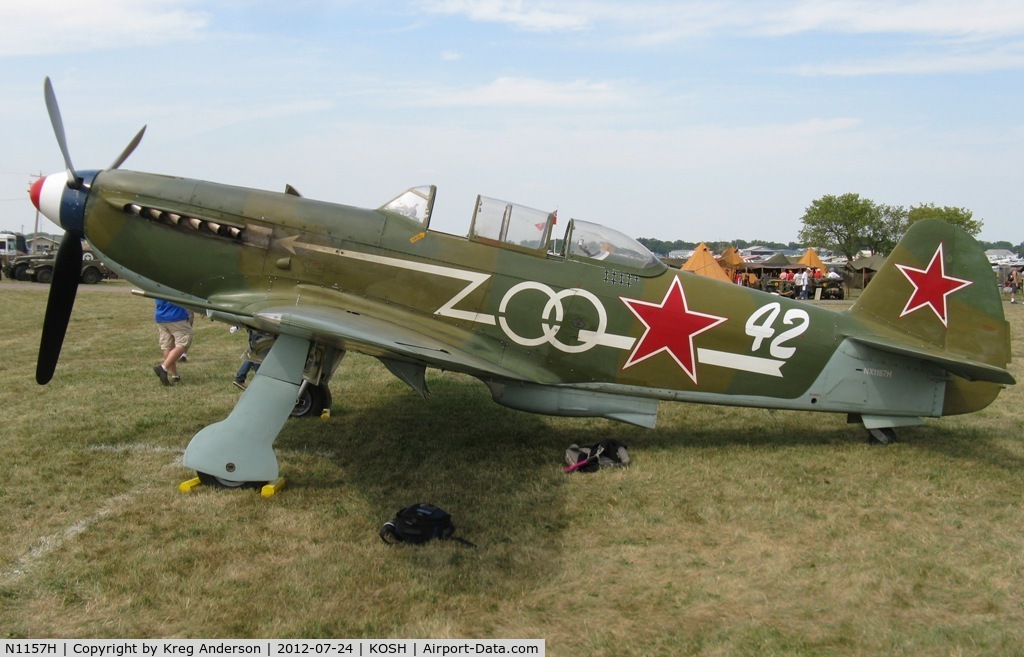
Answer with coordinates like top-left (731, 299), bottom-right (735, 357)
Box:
top-left (638, 193), bottom-right (1020, 261)
top-left (635, 237), bottom-right (805, 258)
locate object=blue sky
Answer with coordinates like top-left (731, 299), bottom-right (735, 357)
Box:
top-left (1, 0), bottom-right (1022, 243)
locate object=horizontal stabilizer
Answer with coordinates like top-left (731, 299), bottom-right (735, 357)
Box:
top-left (848, 334), bottom-right (1015, 385)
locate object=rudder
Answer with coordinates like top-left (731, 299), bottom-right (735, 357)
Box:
top-left (848, 219), bottom-right (1013, 399)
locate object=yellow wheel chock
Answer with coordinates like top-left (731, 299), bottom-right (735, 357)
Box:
top-left (261, 477), bottom-right (286, 498)
top-left (178, 476), bottom-right (202, 493)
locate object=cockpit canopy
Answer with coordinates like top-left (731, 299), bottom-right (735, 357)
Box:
top-left (470, 195), bottom-right (554, 251)
top-left (565, 219), bottom-right (662, 272)
top-left (380, 185), bottom-right (436, 225)
top-left (379, 186), bottom-right (664, 276)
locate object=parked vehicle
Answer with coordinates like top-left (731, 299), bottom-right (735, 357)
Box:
top-left (0, 232), bottom-right (29, 280)
top-left (5, 253), bottom-right (37, 281)
top-left (22, 254), bottom-right (112, 284)
top-left (761, 276), bottom-right (845, 300)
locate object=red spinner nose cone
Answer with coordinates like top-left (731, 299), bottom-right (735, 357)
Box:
top-left (29, 176), bottom-right (45, 210)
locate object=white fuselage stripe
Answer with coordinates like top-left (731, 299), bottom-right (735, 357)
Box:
top-left (291, 242), bottom-right (496, 325)
top-left (290, 239), bottom-right (783, 377)
top-left (697, 348), bottom-right (784, 377)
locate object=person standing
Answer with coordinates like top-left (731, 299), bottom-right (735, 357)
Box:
top-left (153, 300), bottom-right (193, 385)
top-left (232, 327), bottom-right (271, 390)
top-left (795, 268), bottom-right (809, 299)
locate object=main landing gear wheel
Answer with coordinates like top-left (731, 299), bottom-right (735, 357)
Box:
top-left (868, 427), bottom-right (896, 445)
top-left (184, 472), bottom-right (285, 497)
top-left (196, 471), bottom-right (265, 490)
top-left (291, 382), bottom-right (332, 418)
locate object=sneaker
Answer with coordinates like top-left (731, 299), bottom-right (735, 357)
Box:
top-left (171, 376), bottom-right (181, 383)
top-left (232, 380), bottom-right (247, 391)
top-left (178, 354), bottom-right (188, 363)
top-left (153, 365), bottom-right (170, 386)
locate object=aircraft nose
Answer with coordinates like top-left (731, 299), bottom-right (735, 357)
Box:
top-left (30, 171), bottom-right (88, 235)
top-left (29, 176), bottom-right (44, 210)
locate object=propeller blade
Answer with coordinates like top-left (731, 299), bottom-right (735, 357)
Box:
top-left (36, 233), bottom-right (83, 384)
top-left (43, 77), bottom-right (79, 188)
top-left (110, 124), bottom-right (147, 170)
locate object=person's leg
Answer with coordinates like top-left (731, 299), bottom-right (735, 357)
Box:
top-left (159, 321), bottom-right (191, 379)
top-left (162, 345), bottom-right (185, 377)
top-left (235, 360), bottom-right (253, 382)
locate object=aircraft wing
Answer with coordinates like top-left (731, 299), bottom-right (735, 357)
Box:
top-left (249, 303), bottom-right (527, 382)
top-left (134, 288), bottom-right (529, 382)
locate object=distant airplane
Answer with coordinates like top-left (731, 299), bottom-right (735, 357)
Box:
top-left (29, 77), bottom-right (1014, 490)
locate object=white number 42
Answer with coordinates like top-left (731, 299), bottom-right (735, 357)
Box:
top-left (744, 302), bottom-right (810, 359)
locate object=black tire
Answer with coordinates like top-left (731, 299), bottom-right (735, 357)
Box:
top-left (196, 471), bottom-right (264, 491)
top-left (291, 382), bottom-right (331, 418)
top-left (35, 267), bottom-right (53, 284)
top-left (868, 427), bottom-right (896, 445)
top-left (13, 264), bottom-right (30, 281)
top-left (81, 267), bottom-right (101, 284)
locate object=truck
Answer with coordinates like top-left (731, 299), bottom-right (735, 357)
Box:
top-left (2, 233), bottom-right (111, 284)
top-left (0, 232), bottom-right (28, 280)
top-left (24, 254), bottom-right (112, 284)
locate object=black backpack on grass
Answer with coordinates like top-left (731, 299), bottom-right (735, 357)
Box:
top-left (379, 503), bottom-right (476, 547)
top-left (564, 439), bottom-right (631, 473)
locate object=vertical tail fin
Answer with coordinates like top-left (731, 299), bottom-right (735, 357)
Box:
top-left (847, 219), bottom-right (1013, 412)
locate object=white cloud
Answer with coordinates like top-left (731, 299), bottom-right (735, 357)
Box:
top-left (0, 0), bottom-right (209, 56)
top-left (422, 0), bottom-right (590, 31)
top-left (796, 45), bottom-right (1024, 75)
top-left (763, 0), bottom-right (1024, 39)
top-left (408, 76), bottom-right (628, 108)
top-left (417, 1), bottom-right (1024, 79)
top-left (421, 1), bottom-right (1024, 41)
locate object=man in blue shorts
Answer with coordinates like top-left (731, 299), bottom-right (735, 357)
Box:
top-left (153, 300), bottom-right (193, 385)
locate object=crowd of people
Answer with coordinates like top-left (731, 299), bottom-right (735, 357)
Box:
top-left (774, 267), bottom-right (840, 299)
top-left (732, 266), bottom-right (843, 299)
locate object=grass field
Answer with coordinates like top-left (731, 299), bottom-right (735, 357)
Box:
top-left (1, 280), bottom-right (1023, 655)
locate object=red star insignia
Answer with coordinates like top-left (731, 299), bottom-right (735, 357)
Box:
top-left (621, 276), bottom-right (727, 383)
top-left (895, 243), bottom-right (972, 327)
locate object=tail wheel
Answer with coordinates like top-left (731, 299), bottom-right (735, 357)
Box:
top-left (868, 427), bottom-right (896, 445)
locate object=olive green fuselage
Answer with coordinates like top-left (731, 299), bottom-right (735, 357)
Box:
top-left (83, 170), bottom-right (1006, 422)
